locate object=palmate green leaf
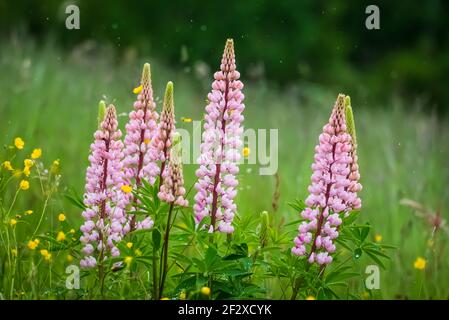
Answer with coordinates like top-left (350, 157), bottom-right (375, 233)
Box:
top-left (326, 271), bottom-right (360, 283)
top-left (364, 247), bottom-right (391, 260)
top-left (192, 258), bottom-right (207, 272)
top-left (360, 223), bottom-right (371, 242)
top-left (343, 210), bottom-right (360, 225)
top-left (364, 250), bottom-right (386, 269)
top-left (287, 199), bottom-right (306, 212)
top-left (63, 190), bottom-right (86, 210)
top-left (354, 248), bottom-right (363, 259)
top-left (284, 219), bottom-right (303, 227)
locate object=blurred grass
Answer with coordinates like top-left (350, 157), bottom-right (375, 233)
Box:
top-left (1, 41), bottom-right (449, 299)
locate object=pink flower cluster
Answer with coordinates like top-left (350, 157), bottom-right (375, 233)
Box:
top-left (80, 105), bottom-right (126, 268)
top-left (142, 81), bottom-right (176, 186)
top-left (158, 133), bottom-right (188, 206)
top-left (292, 95), bottom-right (362, 265)
top-left (193, 39), bottom-right (245, 233)
top-left (121, 63), bottom-right (159, 230)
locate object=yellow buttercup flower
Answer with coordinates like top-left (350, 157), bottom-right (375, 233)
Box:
top-left (306, 296), bottom-right (316, 300)
top-left (160, 297), bottom-right (170, 300)
top-left (126, 242), bottom-right (133, 249)
top-left (14, 137), bottom-right (24, 150)
top-left (121, 185), bottom-right (133, 194)
top-left (58, 213), bottom-right (66, 222)
top-left (374, 234), bottom-right (382, 243)
top-left (23, 166), bottom-right (31, 177)
top-left (9, 218), bottom-right (17, 227)
top-left (19, 180), bottom-right (29, 190)
top-left (243, 147), bottom-right (250, 157)
top-left (40, 249), bottom-right (52, 261)
top-left (24, 159), bottom-right (34, 168)
top-left (69, 228), bottom-right (75, 234)
top-left (200, 286), bottom-right (211, 296)
top-left (27, 239), bottom-right (39, 250)
top-left (67, 255), bottom-right (73, 263)
top-left (133, 85), bottom-right (143, 94)
top-left (124, 256), bottom-right (133, 265)
top-left (56, 231), bottom-right (66, 242)
top-left (2, 161), bottom-right (13, 171)
top-left (179, 292), bottom-right (187, 300)
top-left (25, 210), bottom-right (33, 215)
top-left (414, 257), bottom-right (426, 270)
top-left (181, 117), bottom-right (192, 123)
top-left (144, 138), bottom-right (151, 144)
top-left (31, 148), bottom-right (42, 159)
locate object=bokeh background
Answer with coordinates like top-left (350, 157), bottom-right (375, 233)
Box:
top-left (1, 0), bottom-right (448, 299)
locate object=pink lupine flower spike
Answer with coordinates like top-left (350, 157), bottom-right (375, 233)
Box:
top-left (292, 94), bottom-right (362, 265)
top-left (193, 39), bottom-right (245, 234)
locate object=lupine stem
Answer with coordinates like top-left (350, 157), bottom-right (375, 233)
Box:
top-left (159, 202), bottom-right (174, 298)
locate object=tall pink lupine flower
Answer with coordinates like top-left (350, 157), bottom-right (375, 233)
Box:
top-left (158, 132), bottom-right (188, 207)
top-left (193, 39), bottom-right (245, 234)
top-left (292, 94), bottom-right (362, 265)
top-left (142, 81), bottom-right (176, 187)
top-left (121, 63), bottom-right (159, 230)
top-left (80, 104), bottom-right (125, 268)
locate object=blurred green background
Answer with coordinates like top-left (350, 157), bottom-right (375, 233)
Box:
top-left (0, 0), bottom-right (449, 299)
top-left (1, 0), bottom-right (449, 112)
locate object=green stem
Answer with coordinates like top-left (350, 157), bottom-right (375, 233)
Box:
top-left (152, 245), bottom-right (159, 299)
top-left (159, 202), bottom-right (174, 298)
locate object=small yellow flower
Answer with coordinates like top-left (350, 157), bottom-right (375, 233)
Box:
top-left (144, 138), bottom-right (151, 144)
top-left (67, 255), bottom-right (73, 263)
top-left (374, 234), bottom-right (382, 243)
top-left (124, 256), bottom-right (133, 265)
top-left (9, 218), bottom-right (17, 227)
top-left (28, 240), bottom-right (38, 250)
top-left (2, 161), bottom-right (13, 171)
top-left (56, 231), bottom-right (66, 242)
top-left (133, 85), bottom-right (143, 94)
top-left (181, 117), bottom-right (192, 123)
top-left (23, 166), bottom-right (31, 177)
top-left (200, 286), bottom-right (211, 296)
top-left (126, 242), bottom-right (133, 249)
top-left (14, 137), bottom-right (25, 150)
top-left (179, 292), bottom-right (187, 300)
top-left (160, 297), bottom-right (170, 300)
top-left (243, 147), bottom-right (250, 158)
top-left (40, 250), bottom-right (52, 261)
top-left (19, 180), bottom-right (29, 190)
top-left (35, 239), bottom-right (40, 245)
top-left (31, 148), bottom-right (42, 159)
top-left (121, 185), bottom-right (133, 194)
top-left (24, 159), bottom-right (34, 168)
top-left (69, 228), bottom-right (75, 234)
top-left (11, 248), bottom-right (18, 257)
top-left (25, 210), bottom-right (33, 215)
top-left (134, 249), bottom-right (143, 257)
top-left (306, 296), bottom-right (316, 300)
top-left (414, 257), bottom-right (426, 270)
top-left (58, 213), bottom-right (66, 222)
